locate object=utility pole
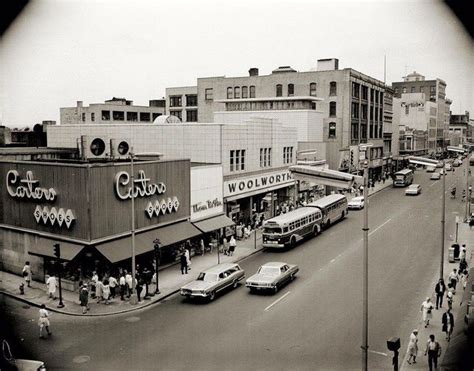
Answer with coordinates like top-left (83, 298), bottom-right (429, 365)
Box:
top-left (440, 160), bottom-right (446, 280)
top-left (362, 158), bottom-right (369, 371)
top-left (53, 243), bottom-right (64, 308)
top-left (129, 148), bottom-right (138, 305)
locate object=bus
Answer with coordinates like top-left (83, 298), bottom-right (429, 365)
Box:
top-left (393, 169), bottom-right (414, 187)
top-left (306, 194), bottom-right (348, 228)
top-left (262, 207), bottom-right (323, 249)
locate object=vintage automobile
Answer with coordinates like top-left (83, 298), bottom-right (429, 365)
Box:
top-left (1, 339), bottom-right (46, 370)
top-left (180, 263), bottom-right (245, 301)
top-left (246, 262), bottom-right (299, 294)
top-left (430, 172), bottom-right (441, 180)
top-left (348, 196), bottom-right (365, 210)
top-left (405, 184), bottom-right (422, 195)
top-left (426, 165), bottom-right (436, 173)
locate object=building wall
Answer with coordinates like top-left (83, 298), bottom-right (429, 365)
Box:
top-left (165, 86), bottom-right (198, 123)
top-left (190, 165), bottom-right (224, 222)
top-left (0, 229), bottom-right (44, 276)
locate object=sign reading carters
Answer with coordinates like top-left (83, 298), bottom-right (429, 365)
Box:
top-left (224, 171), bottom-right (294, 197)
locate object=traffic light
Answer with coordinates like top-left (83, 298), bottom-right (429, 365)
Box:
top-left (350, 150), bottom-right (354, 165)
top-left (53, 243), bottom-right (61, 258)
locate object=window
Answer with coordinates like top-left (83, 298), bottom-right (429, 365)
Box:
top-left (230, 149), bottom-right (246, 171)
top-left (169, 96), bottom-right (182, 107)
top-left (242, 86), bottom-right (248, 99)
top-left (82, 113), bottom-right (85, 121)
top-left (113, 111), bottom-right (124, 121)
top-left (362, 86), bottom-right (368, 100)
top-left (91, 112), bottom-right (95, 122)
top-left (186, 110), bottom-right (198, 122)
top-left (249, 85), bottom-right (256, 98)
top-left (411, 86), bottom-right (416, 93)
top-left (227, 87), bottom-right (233, 99)
top-left (170, 110), bottom-right (182, 121)
top-left (152, 112), bottom-right (162, 121)
top-left (405, 105), bottom-right (409, 115)
top-left (127, 112), bottom-right (138, 121)
top-left (283, 146), bottom-right (294, 164)
top-left (186, 94), bottom-right (197, 106)
top-left (328, 122), bottom-right (336, 138)
top-left (351, 123), bottom-right (358, 139)
top-left (205, 88), bottom-right (213, 101)
top-left (361, 104), bottom-right (367, 120)
top-left (260, 148), bottom-right (272, 167)
top-left (276, 84), bottom-right (283, 97)
top-left (140, 112), bottom-right (151, 122)
top-left (310, 83), bottom-right (317, 96)
top-left (234, 87), bottom-right (240, 99)
top-left (329, 102), bottom-right (337, 117)
top-left (352, 82), bottom-right (360, 98)
top-left (420, 86), bottom-right (425, 93)
top-left (288, 84), bottom-right (294, 96)
top-left (351, 102), bottom-right (359, 119)
top-left (402, 87), bottom-right (407, 93)
top-left (394, 88), bottom-right (399, 95)
top-left (329, 81), bottom-right (337, 96)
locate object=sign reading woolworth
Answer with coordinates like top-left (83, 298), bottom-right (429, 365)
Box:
top-left (224, 170), bottom-right (294, 198)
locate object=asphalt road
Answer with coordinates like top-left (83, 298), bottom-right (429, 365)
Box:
top-left (2, 163), bottom-right (469, 370)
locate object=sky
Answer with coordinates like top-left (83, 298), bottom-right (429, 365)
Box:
top-left (0, 0), bottom-right (473, 127)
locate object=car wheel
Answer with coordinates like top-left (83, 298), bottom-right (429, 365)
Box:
top-left (290, 273), bottom-right (295, 281)
top-left (233, 280), bottom-right (239, 289)
top-left (313, 226), bottom-right (319, 237)
top-left (272, 285), bottom-right (278, 294)
top-left (326, 219), bottom-right (331, 228)
top-left (209, 291), bottom-right (216, 301)
top-left (341, 211), bottom-right (346, 219)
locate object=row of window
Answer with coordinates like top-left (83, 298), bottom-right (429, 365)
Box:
top-left (351, 103), bottom-right (383, 122)
top-left (225, 86), bottom-right (256, 100)
top-left (394, 86), bottom-right (436, 95)
top-left (169, 94), bottom-right (197, 108)
top-left (227, 101), bottom-right (316, 112)
top-left (225, 82), bottom-right (337, 100)
top-left (93, 111), bottom-right (162, 122)
top-left (287, 212), bottom-right (321, 232)
top-left (260, 148), bottom-right (272, 168)
top-left (352, 83), bottom-right (382, 102)
top-left (351, 123), bottom-right (383, 141)
top-left (229, 147), bottom-right (296, 172)
top-left (283, 147), bottom-right (294, 164)
top-left (169, 110), bottom-right (198, 122)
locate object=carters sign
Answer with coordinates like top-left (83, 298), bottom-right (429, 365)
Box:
top-left (224, 170), bottom-right (294, 198)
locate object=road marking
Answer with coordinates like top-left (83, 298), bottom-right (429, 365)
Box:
top-left (368, 350), bottom-right (388, 357)
top-left (265, 291), bottom-right (291, 312)
top-left (73, 355), bottom-right (90, 364)
top-left (330, 258), bottom-right (336, 263)
top-left (429, 182), bottom-right (437, 188)
top-left (368, 218), bottom-right (392, 236)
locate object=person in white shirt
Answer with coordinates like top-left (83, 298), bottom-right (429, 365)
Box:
top-left (448, 269), bottom-right (459, 293)
top-left (91, 271), bottom-right (99, 298)
top-left (108, 275), bottom-right (118, 298)
top-left (125, 272), bottom-right (133, 298)
top-left (119, 271), bottom-right (126, 301)
top-left (229, 236), bottom-right (237, 256)
top-left (38, 304), bottom-right (52, 338)
top-left (406, 329), bottom-right (418, 364)
top-left (420, 297), bottom-right (434, 328)
top-left (46, 275), bottom-right (57, 299)
top-left (102, 280), bottom-right (111, 305)
top-left (22, 261), bottom-right (32, 288)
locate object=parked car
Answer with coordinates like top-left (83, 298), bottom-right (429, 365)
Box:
top-left (1, 339), bottom-right (46, 371)
top-left (426, 166), bottom-right (436, 173)
top-left (405, 184), bottom-right (422, 195)
top-left (348, 196), bottom-right (365, 210)
top-left (436, 162), bottom-right (444, 168)
top-left (453, 159), bottom-right (462, 167)
top-left (180, 263), bottom-right (245, 301)
top-left (445, 163), bottom-right (453, 171)
top-left (430, 172), bottom-right (441, 180)
top-left (246, 262), bottom-right (299, 294)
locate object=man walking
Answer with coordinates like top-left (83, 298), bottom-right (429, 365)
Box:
top-left (180, 251), bottom-right (188, 275)
top-left (38, 304), bottom-right (52, 339)
top-left (79, 283), bottom-right (89, 314)
top-left (448, 268), bottom-right (459, 293)
top-left (434, 278), bottom-right (446, 309)
top-left (441, 309), bottom-right (454, 341)
top-left (22, 261), bottom-right (32, 288)
top-left (119, 271), bottom-right (126, 301)
top-left (424, 334), bottom-right (441, 371)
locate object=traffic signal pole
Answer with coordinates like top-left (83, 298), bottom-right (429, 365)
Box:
top-left (53, 243), bottom-right (64, 308)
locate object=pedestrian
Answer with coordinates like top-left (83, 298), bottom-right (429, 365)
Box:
top-left (260, 214), bottom-right (265, 227)
top-left (420, 297), bottom-right (434, 328)
top-left (424, 334), bottom-right (442, 371)
top-left (96, 277), bottom-right (103, 303)
top-left (459, 258), bottom-right (468, 275)
top-left (406, 329), bottom-right (418, 364)
top-left (441, 309), bottom-right (454, 341)
top-left (108, 274), bottom-right (117, 298)
top-left (136, 276), bottom-right (143, 302)
top-left (38, 304), bottom-right (52, 339)
top-left (180, 251), bottom-right (188, 275)
top-left (469, 214), bottom-right (474, 229)
top-left (79, 283), bottom-right (89, 314)
top-left (229, 235), bottom-right (237, 256)
top-left (102, 279), bottom-right (110, 305)
top-left (448, 268), bottom-right (459, 293)
top-left (22, 261), bottom-right (32, 288)
top-left (199, 239), bottom-right (205, 255)
top-left (90, 271), bottom-right (98, 299)
top-left (460, 269), bottom-right (469, 291)
top-left (184, 247), bottom-right (191, 271)
top-left (119, 271), bottom-right (126, 301)
top-left (434, 278), bottom-right (446, 310)
top-left (244, 225), bottom-right (251, 239)
top-left (459, 245), bottom-right (466, 261)
top-left (125, 271), bottom-right (133, 298)
top-left (446, 284), bottom-right (454, 310)
top-left (46, 274), bottom-right (57, 300)
top-left (223, 237), bottom-right (229, 255)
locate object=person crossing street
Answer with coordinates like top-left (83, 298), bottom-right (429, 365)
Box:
top-left (38, 304), bottom-right (52, 339)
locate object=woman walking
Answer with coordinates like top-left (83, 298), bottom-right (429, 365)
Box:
top-left (421, 297), bottom-right (434, 328)
top-left (22, 261), bottom-right (32, 288)
top-left (406, 329), bottom-right (419, 364)
top-left (38, 304), bottom-right (52, 339)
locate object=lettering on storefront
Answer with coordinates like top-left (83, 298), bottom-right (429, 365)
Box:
top-left (115, 170), bottom-right (167, 200)
top-left (192, 198), bottom-right (222, 213)
top-left (6, 170), bottom-right (57, 201)
top-left (145, 197), bottom-right (180, 218)
top-left (34, 205), bottom-right (76, 228)
top-left (224, 171), bottom-right (293, 197)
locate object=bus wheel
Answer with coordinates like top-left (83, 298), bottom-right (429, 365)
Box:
top-left (326, 220), bottom-right (331, 228)
top-left (290, 237), bottom-right (296, 248)
top-left (313, 226), bottom-right (319, 236)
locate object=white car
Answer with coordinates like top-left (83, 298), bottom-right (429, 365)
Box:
top-left (445, 163), bottom-right (453, 171)
top-left (246, 262), bottom-right (299, 293)
top-left (348, 196), bottom-right (365, 209)
top-left (430, 172), bottom-right (441, 180)
top-left (405, 184), bottom-right (422, 195)
top-left (426, 166), bottom-right (436, 173)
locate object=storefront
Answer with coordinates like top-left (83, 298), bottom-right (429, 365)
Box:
top-left (0, 158), bottom-right (199, 285)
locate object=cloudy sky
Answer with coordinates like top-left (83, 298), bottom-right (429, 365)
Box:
top-left (1, 0), bottom-right (472, 127)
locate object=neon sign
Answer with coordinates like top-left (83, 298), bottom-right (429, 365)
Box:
top-left (6, 170), bottom-right (56, 201)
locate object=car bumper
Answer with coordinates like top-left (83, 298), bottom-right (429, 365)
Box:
top-left (246, 283), bottom-right (275, 290)
top-left (180, 290), bottom-right (208, 297)
top-left (263, 242), bottom-right (285, 248)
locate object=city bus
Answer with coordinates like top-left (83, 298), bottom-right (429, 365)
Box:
top-left (262, 207), bottom-right (323, 249)
top-left (306, 194), bottom-right (348, 228)
top-left (393, 169), bottom-right (414, 187)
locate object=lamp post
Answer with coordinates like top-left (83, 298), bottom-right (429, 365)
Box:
top-left (153, 239), bottom-right (161, 295)
top-left (362, 157), bottom-right (369, 371)
top-left (440, 160), bottom-right (446, 280)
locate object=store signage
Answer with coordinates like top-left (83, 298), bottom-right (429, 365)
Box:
top-left (192, 198), bottom-right (222, 213)
top-left (145, 197), bottom-right (180, 218)
top-left (115, 170), bottom-right (167, 200)
top-left (224, 171), bottom-right (294, 197)
top-left (6, 170), bottom-right (57, 202)
top-left (34, 205), bottom-right (75, 228)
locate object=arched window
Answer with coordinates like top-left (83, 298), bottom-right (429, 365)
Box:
top-left (329, 81), bottom-right (337, 96)
top-left (309, 83), bottom-right (317, 96)
top-left (227, 87), bottom-right (233, 99)
top-left (329, 101), bottom-right (337, 117)
top-left (242, 86), bottom-right (248, 99)
top-left (234, 87), bottom-right (240, 99)
top-left (249, 85), bottom-right (256, 98)
top-left (328, 122), bottom-right (336, 138)
top-left (276, 84), bottom-right (283, 97)
top-left (288, 84), bottom-right (294, 96)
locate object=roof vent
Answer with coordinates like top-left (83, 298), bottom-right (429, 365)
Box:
top-left (249, 68), bottom-right (259, 76)
top-left (272, 66), bottom-right (297, 74)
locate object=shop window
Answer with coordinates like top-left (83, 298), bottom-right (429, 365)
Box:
top-left (276, 84), bottom-right (282, 97)
top-left (288, 84), bottom-right (294, 97)
top-left (309, 83), bottom-right (317, 96)
top-left (205, 88), bottom-right (213, 101)
top-left (140, 112), bottom-right (151, 122)
top-left (242, 86), bottom-right (248, 99)
top-left (249, 86), bottom-right (256, 98)
top-left (328, 122), bottom-right (336, 138)
top-left (227, 87), bottom-right (233, 99)
top-left (102, 110), bottom-right (110, 120)
top-left (329, 81), bottom-right (337, 96)
top-left (127, 112), bottom-right (138, 121)
top-left (113, 111), bottom-right (124, 121)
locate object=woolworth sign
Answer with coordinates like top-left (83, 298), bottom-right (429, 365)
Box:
top-left (224, 170), bottom-right (294, 198)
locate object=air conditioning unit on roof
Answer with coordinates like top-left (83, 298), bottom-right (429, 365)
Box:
top-left (79, 135), bottom-right (109, 159)
top-left (110, 139), bottom-right (130, 159)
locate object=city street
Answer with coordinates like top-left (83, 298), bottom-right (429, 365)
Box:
top-left (2, 164), bottom-right (470, 370)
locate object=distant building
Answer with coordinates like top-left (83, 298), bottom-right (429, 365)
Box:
top-left (449, 111), bottom-right (472, 146)
top-left (0, 121), bottom-right (54, 148)
top-left (60, 98), bottom-right (166, 125)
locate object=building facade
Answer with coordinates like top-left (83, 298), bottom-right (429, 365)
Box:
top-left (166, 86), bottom-right (198, 123)
top-left (449, 111), bottom-right (472, 146)
top-left (60, 97), bottom-right (166, 125)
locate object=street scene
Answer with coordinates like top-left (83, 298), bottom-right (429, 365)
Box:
top-left (1, 1), bottom-right (473, 370)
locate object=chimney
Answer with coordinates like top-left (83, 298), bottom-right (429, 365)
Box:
top-left (249, 68), bottom-right (259, 76)
top-left (77, 101), bottom-right (83, 108)
top-left (317, 58), bottom-right (339, 71)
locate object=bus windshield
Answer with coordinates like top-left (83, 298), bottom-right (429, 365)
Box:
top-left (263, 226), bottom-right (282, 234)
top-left (395, 174), bottom-right (405, 181)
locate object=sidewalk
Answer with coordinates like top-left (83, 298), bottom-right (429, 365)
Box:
top-left (0, 183), bottom-right (390, 317)
top-left (400, 221), bottom-right (472, 371)
top-left (344, 177), bottom-right (392, 201)
top-left (0, 230), bottom-right (264, 317)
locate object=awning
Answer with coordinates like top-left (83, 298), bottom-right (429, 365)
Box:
top-left (28, 236), bottom-right (84, 261)
top-left (95, 221), bottom-right (202, 263)
top-left (192, 214), bottom-right (235, 233)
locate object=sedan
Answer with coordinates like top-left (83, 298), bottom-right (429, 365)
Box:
top-left (430, 172), bottom-right (441, 180)
top-left (426, 166), bottom-right (436, 173)
top-left (246, 262), bottom-right (299, 294)
top-left (445, 163), bottom-right (453, 171)
top-left (405, 184), bottom-right (422, 195)
top-left (348, 196), bottom-right (365, 210)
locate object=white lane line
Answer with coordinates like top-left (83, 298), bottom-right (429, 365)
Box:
top-left (368, 218), bottom-right (392, 236)
top-left (330, 258), bottom-right (336, 263)
top-left (368, 350), bottom-right (388, 357)
top-left (429, 182), bottom-right (437, 188)
top-left (264, 291), bottom-right (291, 312)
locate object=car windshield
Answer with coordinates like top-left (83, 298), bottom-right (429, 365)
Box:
top-left (258, 266), bottom-right (280, 276)
top-left (196, 272), bottom-right (218, 282)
